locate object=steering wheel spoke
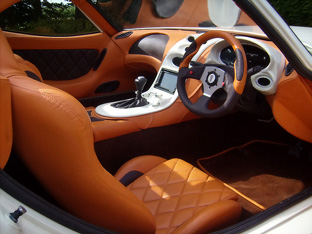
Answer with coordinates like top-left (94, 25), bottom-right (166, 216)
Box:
top-left (178, 66), bottom-right (206, 82)
top-left (201, 66), bottom-right (226, 97)
top-left (194, 95), bottom-right (211, 111)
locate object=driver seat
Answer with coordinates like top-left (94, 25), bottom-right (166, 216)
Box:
top-left (1, 28), bottom-right (241, 233)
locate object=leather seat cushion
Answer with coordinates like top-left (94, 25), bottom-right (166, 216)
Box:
top-left (115, 155), bottom-right (167, 186)
top-left (127, 158), bottom-right (241, 233)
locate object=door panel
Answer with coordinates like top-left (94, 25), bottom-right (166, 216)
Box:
top-left (4, 29), bottom-right (190, 100)
top-left (13, 49), bottom-right (99, 81)
top-left (4, 31), bottom-right (138, 99)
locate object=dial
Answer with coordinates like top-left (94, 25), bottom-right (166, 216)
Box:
top-left (220, 44), bottom-right (270, 69)
top-left (220, 47), bottom-right (236, 66)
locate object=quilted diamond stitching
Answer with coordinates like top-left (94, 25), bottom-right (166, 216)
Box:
top-left (127, 158), bottom-right (238, 233)
top-left (13, 49), bottom-right (98, 81)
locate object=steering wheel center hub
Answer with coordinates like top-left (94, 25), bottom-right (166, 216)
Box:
top-left (206, 71), bottom-right (219, 87)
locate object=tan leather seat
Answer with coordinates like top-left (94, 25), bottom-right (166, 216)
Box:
top-left (0, 28), bottom-right (241, 233)
top-left (116, 157), bottom-right (241, 234)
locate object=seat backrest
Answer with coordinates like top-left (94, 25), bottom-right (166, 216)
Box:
top-left (0, 28), bottom-right (156, 234)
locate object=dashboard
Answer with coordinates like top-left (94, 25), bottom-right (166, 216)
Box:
top-left (97, 31), bottom-right (311, 143)
top-left (202, 36), bottom-right (285, 95)
top-left (96, 33), bottom-right (286, 118)
top-left (157, 34), bottom-right (286, 96)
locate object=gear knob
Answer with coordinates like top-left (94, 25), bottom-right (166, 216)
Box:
top-left (135, 76), bottom-right (147, 93)
top-left (112, 76), bottom-right (148, 108)
top-left (135, 76), bottom-right (147, 100)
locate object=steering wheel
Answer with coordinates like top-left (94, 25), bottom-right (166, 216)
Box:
top-left (177, 31), bottom-right (247, 117)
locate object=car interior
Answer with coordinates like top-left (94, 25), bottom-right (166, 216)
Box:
top-left (1, 0), bottom-right (312, 233)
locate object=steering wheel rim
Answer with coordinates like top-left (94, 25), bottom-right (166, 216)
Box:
top-left (177, 31), bottom-right (247, 117)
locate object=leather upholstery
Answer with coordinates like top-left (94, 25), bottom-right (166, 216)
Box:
top-left (1, 27), bottom-right (241, 233)
top-left (267, 70), bottom-right (312, 143)
top-left (127, 158), bottom-right (241, 233)
top-left (0, 30), bottom-right (26, 78)
top-left (14, 54), bottom-right (43, 82)
top-left (14, 49), bottom-right (98, 81)
top-left (0, 76), bottom-right (12, 169)
top-left (0, 28), bottom-right (155, 234)
top-left (115, 155), bottom-right (167, 181)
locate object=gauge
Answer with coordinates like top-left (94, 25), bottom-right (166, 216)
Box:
top-left (220, 47), bottom-right (236, 66)
top-left (220, 45), bottom-right (270, 69)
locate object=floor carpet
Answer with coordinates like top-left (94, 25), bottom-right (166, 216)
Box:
top-left (197, 140), bottom-right (312, 209)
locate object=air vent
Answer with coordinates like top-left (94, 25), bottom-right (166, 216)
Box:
top-left (188, 36), bottom-right (195, 43)
top-left (172, 57), bottom-right (182, 67)
top-left (256, 77), bottom-right (272, 87)
top-left (285, 63), bottom-right (294, 76)
top-left (95, 81), bottom-right (120, 93)
top-left (115, 31), bottom-right (133, 39)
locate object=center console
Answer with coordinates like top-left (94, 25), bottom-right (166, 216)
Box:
top-left (95, 69), bottom-right (179, 117)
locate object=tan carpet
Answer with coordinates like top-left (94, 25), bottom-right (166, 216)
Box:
top-left (197, 140), bottom-right (312, 209)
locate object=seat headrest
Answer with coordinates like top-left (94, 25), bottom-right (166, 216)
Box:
top-left (0, 29), bottom-right (26, 78)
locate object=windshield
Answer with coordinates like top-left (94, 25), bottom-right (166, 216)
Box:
top-left (88, 0), bottom-right (312, 78)
top-left (88, 0), bottom-right (257, 30)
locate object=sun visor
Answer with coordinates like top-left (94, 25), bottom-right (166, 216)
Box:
top-left (208, 0), bottom-right (241, 28)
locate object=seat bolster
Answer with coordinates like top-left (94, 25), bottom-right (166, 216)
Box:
top-left (0, 76), bottom-right (12, 169)
top-left (14, 54), bottom-right (43, 82)
top-left (0, 29), bottom-right (26, 78)
top-left (172, 200), bottom-right (242, 234)
top-left (114, 155), bottom-right (167, 181)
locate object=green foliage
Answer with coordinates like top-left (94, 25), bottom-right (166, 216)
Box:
top-left (0, 0), bottom-right (34, 31)
top-left (269, 0), bottom-right (312, 27)
top-left (25, 18), bottom-right (98, 35)
top-left (0, 0), bottom-right (98, 35)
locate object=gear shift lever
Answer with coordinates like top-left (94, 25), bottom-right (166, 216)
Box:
top-left (129, 76), bottom-right (149, 107)
top-left (111, 76), bottom-right (149, 108)
top-left (135, 76), bottom-right (147, 101)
